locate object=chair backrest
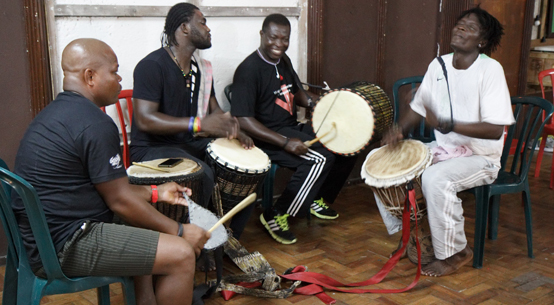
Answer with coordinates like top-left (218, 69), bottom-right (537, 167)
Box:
top-left (392, 76), bottom-right (435, 143)
top-left (101, 90), bottom-right (133, 168)
top-left (0, 163), bottom-right (69, 280)
top-left (224, 84), bottom-right (232, 103)
top-left (117, 90), bottom-right (134, 169)
top-left (538, 69), bottom-right (554, 125)
top-left (502, 96), bottom-right (554, 178)
top-left (0, 159), bottom-right (20, 270)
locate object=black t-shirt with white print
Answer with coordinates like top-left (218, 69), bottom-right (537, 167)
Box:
top-left (231, 51), bottom-right (299, 131)
top-left (13, 91), bottom-right (127, 270)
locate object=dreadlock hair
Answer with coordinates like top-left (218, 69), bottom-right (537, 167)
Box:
top-left (161, 2), bottom-right (199, 47)
top-left (457, 5), bottom-right (504, 54)
top-left (262, 13), bottom-right (290, 33)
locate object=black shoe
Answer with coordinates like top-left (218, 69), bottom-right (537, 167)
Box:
top-left (260, 209), bottom-right (297, 244)
top-left (310, 198), bottom-right (339, 220)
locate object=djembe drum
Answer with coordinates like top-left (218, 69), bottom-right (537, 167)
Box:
top-left (361, 139), bottom-right (435, 264)
top-left (311, 81), bottom-right (394, 156)
top-left (127, 158), bottom-right (204, 222)
top-left (207, 138), bottom-right (271, 214)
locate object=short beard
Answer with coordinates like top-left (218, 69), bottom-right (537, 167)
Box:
top-left (191, 27), bottom-right (211, 50)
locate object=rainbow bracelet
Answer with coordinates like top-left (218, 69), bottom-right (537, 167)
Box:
top-left (193, 117), bottom-right (201, 133)
top-left (188, 117), bottom-right (195, 133)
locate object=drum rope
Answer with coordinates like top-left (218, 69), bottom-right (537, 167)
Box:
top-left (315, 91), bottom-right (341, 134)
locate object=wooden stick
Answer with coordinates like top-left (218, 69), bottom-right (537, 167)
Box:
top-left (131, 162), bottom-right (170, 173)
top-left (208, 193), bottom-right (257, 233)
top-left (304, 122), bottom-right (336, 147)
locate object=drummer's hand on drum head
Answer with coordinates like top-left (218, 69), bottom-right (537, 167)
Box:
top-left (157, 182), bottom-right (192, 206)
top-left (200, 112), bottom-right (240, 139)
top-left (182, 223), bottom-right (211, 256)
top-left (284, 138), bottom-right (309, 155)
top-left (381, 125), bottom-right (404, 147)
top-left (237, 131), bottom-right (254, 149)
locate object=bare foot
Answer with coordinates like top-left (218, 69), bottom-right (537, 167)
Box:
top-left (421, 245), bottom-right (473, 277)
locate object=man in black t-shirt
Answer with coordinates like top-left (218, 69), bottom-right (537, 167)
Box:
top-left (231, 14), bottom-right (357, 245)
top-left (13, 38), bottom-right (209, 305)
top-left (131, 3), bottom-right (254, 240)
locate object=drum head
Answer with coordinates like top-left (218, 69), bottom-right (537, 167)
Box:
top-left (127, 158), bottom-right (201, 178)
top-left (207, 138), bottom-right (271, 174)
top-left (312, 89), bottom-right (374, 156)
top-left (361, 140), bottom-right (432, 187)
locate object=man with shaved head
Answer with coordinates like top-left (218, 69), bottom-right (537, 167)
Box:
top-left (13, 38), bottom-right (209, 305)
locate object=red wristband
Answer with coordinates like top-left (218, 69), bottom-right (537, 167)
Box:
top-left (151, 185), bottom-right (158, 203)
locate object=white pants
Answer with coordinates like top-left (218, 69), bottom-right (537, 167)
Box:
top-left (422, 155), bottom-right (498, 259)
top-left (375, 155), bottom-right (499, 260)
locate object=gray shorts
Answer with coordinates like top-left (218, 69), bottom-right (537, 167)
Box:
top-left (36, 221), bottom-right (159, 278)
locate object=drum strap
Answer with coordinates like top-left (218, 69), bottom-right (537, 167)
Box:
top-left (436, 56), bottom-right (454, 129)
top-left (192, 247), bottom-right (224, 305)
top-left (278, 184), bottom-right (422, 304)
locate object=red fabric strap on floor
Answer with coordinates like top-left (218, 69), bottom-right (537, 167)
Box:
top-left (279, 186), bottom-right (421, 304)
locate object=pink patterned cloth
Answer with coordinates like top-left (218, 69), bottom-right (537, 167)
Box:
top-left (431, 145), bottom-right (473, 164)
top-left (194, 51), bottom-right (213, 119)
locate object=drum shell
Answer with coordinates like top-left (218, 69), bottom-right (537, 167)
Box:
top-left (206, 155), bottom-right (268, 214)
top-left (128, 165), bottom-right (204, 223)
top-left (342, 81), bottom-right (393, 142)
top-left (369, 179), bottom-right (427, 221)
top-left (311, 81), bottom-right (393, 156)
top-left (361, 140), bottom-right (432, 221)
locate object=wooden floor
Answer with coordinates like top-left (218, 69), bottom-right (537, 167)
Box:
top-left (2, 153), bottom-right (554, 304)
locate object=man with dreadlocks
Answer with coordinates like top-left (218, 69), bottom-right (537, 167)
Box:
top-left (231, 14), bottom-right (357, 245)
top-left (382, 6), bottom-right (515, 276)
top-left (130, 3), bottom-right (254, 239)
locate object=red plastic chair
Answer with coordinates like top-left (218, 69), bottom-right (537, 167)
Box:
top-left (101, 90), bottom-right (133, 169)
top-left (534, 69), bottom-right (554, 189)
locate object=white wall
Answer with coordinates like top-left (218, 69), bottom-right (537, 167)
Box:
top-left (50, 1), bottom-right (304, 113)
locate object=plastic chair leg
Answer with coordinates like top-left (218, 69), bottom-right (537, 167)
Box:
top-left (3, 251), bottom-right (18, 305)
top-left (487, 195), bottom-right (501, 240)
top-left (550, 153), bottom-right (554, 189)
top-left (534, 136), bottom-right (547, 177)
top-left (97, 285), bottom-right (111, 305)
top-left (21, 278), bottom-right (46, 305)
top-left (472, 186), bottom-right (487, 269)
top-left (522, 186), bottom-right (534, 259)
top-left (122, 277), bottom-right (137, 304)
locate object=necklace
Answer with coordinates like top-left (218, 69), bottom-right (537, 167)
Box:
top-left (168, 46), bottom-right (193, 87)
top-left (256, 48), bottom-right (281, 80)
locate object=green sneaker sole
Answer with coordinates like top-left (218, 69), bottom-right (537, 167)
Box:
top-left (259, 214), bottom-right (297, 244)
top-left (310, 209), bottom-right (339, 220)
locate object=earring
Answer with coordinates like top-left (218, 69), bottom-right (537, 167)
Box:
top-left (478, 43), bottom-right (482, 48)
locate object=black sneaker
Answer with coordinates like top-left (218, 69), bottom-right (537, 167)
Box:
top-left (260, 209), bottom-right (297, 244)
top-left (310, 198), bottom-right (339, 220)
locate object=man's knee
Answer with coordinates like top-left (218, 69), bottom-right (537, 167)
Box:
top-left (421, 167), bottom-right (446, 195)
top-left (154, 236), bottom-right (196, 274)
